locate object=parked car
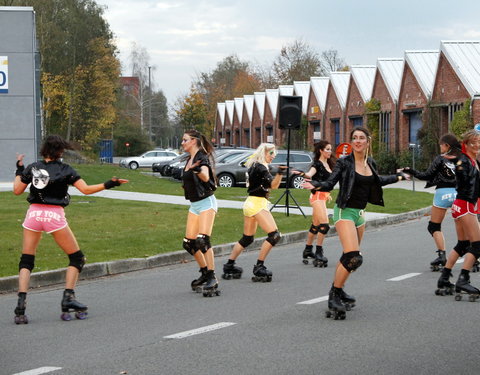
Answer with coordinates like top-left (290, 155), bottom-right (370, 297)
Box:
top-left (169, 148), bottom-right (253, 181)
top-left (215, 150), bottom-right (313, 188)
top-left (152, 153), bottom-right (187, 175)
top-left (119, 149), bottom-right (179, 170)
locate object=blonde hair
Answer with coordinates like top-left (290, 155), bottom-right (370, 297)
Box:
top-left (245, 143), bottom-right (277, 168)
top-left (462, 129), bottom-right (480, 144)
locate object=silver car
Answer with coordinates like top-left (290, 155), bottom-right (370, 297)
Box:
top-left (120, 150), bottom-right (179, 170)
top-left (215, 150), bottom-right (313, 188)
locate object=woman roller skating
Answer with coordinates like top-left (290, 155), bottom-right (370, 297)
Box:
top-left (303, 127), bottom-right (408, 319)
top-left (13, 135), bottom-right (128, 323)
top-left (222, 143), bottom-right (285, 283)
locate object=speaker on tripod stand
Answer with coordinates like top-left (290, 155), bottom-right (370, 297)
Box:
top-left (270, 95), bottom-right (306, 217)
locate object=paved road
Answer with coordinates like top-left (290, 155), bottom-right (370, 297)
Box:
top-left (1, 214), bottom-right (478, 375)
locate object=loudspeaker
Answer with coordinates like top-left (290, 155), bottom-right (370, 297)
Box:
top-left (278, 95), bottom-right (302, 130)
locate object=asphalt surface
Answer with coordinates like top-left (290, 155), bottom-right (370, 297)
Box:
top-left (1, 214), bottom-right (479, 375)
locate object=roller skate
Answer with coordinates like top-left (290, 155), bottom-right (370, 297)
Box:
top-left (302, 245), bottom-right (315, 265)
top-left (430, 250), bottom-right (446, 271)
top-left (435, 268), bottom-right (454, 296)
top-left (191, 267), bottom-right (208, 293)
top-left (60, 289), bottom-right (88, 321)
top-left (325, 286), bottom-right (346, 320)
top-left (312, 246), bottom-right (328, 268)
top-left (454, 272), bottom-right (480, 302)
top-left (251, 263), bottom-right (272, 282)
top-left (222, 261), bottom-right (243, 280)
top-left (339, 288), bottom-right (356, 311)
top-left (14, 292), bottom-right (28, 325)
top-left (202, 270), bottom-right (221, 297)
top-left (471, 260), bottom-right (480, 273)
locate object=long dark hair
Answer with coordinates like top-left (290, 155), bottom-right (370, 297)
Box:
top-left (440, 133), bottom-right (462, 157)
top-left (313, 140), bottom-right (336, 169)
top-left (184, 129), bottom-right (215, 166)
top-left (40, 135), bottom-right (72, 160)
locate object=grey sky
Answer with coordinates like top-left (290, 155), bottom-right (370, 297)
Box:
top-left (96, 0), bottom-right (480, 106)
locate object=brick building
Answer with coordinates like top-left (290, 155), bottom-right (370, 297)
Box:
top-left (324, 72), bottom-right (350, 147)
top-left (232, 98), bottom-right (243, 146)
top-left (215, 102), bottom-right (225, 146)
top-left (264, 89), bottom-right (279, 144)
top-left (307, 77), bottom-right (329, 145)
top-left (241, 94), bottom-right (254, 147)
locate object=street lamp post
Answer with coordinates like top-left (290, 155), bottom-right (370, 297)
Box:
top-left (409, 143), bottom-right (417, 192)
top-left (148, 66), bottom-right (152, 143)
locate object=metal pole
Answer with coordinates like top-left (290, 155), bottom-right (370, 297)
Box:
top-left (411, 144), bottom-right (416, 192)
top-left (148, 66), bottom-right (152, 143)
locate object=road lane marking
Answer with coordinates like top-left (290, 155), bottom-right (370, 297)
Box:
top-left (12, 367), bottom-right (62, 375)
top-left (297, 296), bottom-right (329, 305)
top-left (387, 273), bottom-right (422, 281)
top-left (456, 258), bottom-right (465, 264)
top-left (164, 322), bottom-right (236, 339)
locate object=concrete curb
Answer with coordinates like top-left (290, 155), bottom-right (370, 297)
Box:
top-left (0, 207), bottom-right (430, 294)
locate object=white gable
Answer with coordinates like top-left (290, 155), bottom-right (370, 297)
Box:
top-left (350, 65), bottom-right (376, 102)
top-left (265, 89), bottom-right (279, 121)
top-left (377, 58), bottom-right (404, 102)
top-left (254, 92), bottom-right (266, 121)
top-left (225, 100), bottom-right (234, 125)
top-left (216, 103), bottom-right (226, 126)
top-left (330, 72), bottom-right (351, 109)
top-left (234, 97), bottom-right (244, 123)
top-left (310, 77), bottom-right (329, 112)
top-left (279, 85), bottom-right (294, 96)
top-left (404, 50), bottom-right (439, 99)
top-left (293, 81), bottom-right (310, 115)
top-left (441, 40), bottom-right (480, 96)
top-left (243, 95), bottom-right (255, 122)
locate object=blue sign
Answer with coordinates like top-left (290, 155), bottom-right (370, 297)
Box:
top-left (0, 56), bottom-right (8, 93)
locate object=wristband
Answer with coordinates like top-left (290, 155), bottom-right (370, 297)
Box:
top-left (104, 179), bottom-right (121, 189)
top-left (15, 161), bottom-right (25, 176)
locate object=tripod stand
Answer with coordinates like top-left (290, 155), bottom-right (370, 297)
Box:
top-left (270, 128), bottom-right (306, 217)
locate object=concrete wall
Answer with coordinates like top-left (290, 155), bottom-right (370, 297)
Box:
top-left (0, 7), bottom-right (40, 182)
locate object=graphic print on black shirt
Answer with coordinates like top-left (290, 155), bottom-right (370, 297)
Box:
top-left (246, 163), bottom-right (273, 198)
top-left (21, 160), bottom-right (81, 207)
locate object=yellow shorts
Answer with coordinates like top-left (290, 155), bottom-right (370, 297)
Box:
top-left (243, 196), bottom-right (270, 217)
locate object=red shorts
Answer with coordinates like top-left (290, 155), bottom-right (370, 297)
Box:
top-left (309, 191), bottom-right (330, 204)
top-left (22, 204), bottom-right (68, 233)
top-left (451, 199), bottom-right (479, 219)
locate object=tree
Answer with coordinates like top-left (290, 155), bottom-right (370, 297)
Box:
top-left (450, 99), bottom-right (473, 138)
top-left (174, 87), bottom-right (208, 135)
top-left (321, 48), bottom-right (348, 73)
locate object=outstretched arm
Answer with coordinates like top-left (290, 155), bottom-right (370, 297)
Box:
top-left (74, 177), bottom-right (128, 195)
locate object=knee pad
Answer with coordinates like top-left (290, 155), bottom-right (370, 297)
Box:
top-left (195, 234), bottom-right (211, 254)
top-left (469, 241), bottom-right (480, 259)
top-left (183, 238), bottom-right (197, 255)
top-left (453, 240), bottom-right (470, 257)
top-left (309, 224), bottom-right (319, 235)
top-left (340, 251), bottom-right (363, 273)
top-left (427, 221), bottom-right (441, 236)
top-left (68, 250), bottom-right (86, 272)
top-left (266, 230), bottom-right (281, 246)
top-left (318, 224), bottom-right (330, 235)
top-left (238, 234), bottom-right (254, 248)
top-left (19, 254), bottom-right (35, 272)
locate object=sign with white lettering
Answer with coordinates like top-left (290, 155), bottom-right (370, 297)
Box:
top-left (0, 56), bottom-right (8, 93)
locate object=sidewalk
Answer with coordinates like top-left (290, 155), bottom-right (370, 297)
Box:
top-left (0, 180), bottom-right (432, 293)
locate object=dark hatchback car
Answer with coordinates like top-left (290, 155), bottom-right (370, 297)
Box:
top-left (215, 150), bottom-right (313, 188)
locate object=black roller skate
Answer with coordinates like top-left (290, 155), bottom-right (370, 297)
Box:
top-left (191, 267), bottom-right (208, 293)
top-left (202, 270), bottom-right (221, 297)
top-left (326, 286), bottom-right (346, 320)
top-left (302, 245), bottom-right (315, 265)
top-left (14, 292), bottom-right (28, 325)
top-left (251, 264), bottom-right (272, 282)
top-left (430, 250), bottom-right (446, 271)
top-left (222, 261), bottom-right (243, 280)
top-left (60, 289), bottom-right (88, 321)
top-left (435, 268), bottom-right (454, 296)
top-left (338, 288), bottom-right (356, 311)
top-left (313, 246), bottom-right (328, 268)
top-left (471, 260), bottom-right (480, 273)
top-left (454, 272), bottom-right (480, 302)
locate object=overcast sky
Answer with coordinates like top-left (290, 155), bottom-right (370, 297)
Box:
top-left (96, 0), bottom-right (480, 106)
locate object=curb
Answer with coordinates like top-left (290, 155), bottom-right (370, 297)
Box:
top-left (0, 207), bottom-right (430, 294)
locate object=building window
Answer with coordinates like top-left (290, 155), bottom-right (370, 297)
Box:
top-left (408, 111), bottom-right (422, 145)
top-left (379, 112), bottom-right (390, 150)
top-left (332, 119), bottom-right (340, 146)
top-left (352, 117), bottom-right (363, 127)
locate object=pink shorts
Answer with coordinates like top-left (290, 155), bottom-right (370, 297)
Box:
top-left (309, 191), bottom-right (330, 204)
top-left (451, 199), bottom-right (479, 219)
top-left (22, 204), bottom-right (68, 233)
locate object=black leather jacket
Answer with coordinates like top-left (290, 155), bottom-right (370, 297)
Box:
top-left (310, 153), bottom-right (399, 209)
top-left (453, 153), bottom-right (480, 204)
top-left (407, 155), bottom-right (456, 189)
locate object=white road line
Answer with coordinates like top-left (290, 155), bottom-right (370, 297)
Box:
top-left (297, 296), bottom-right (329, 305)
top-left (387, 273), bottom-right (422, 281)
top-left (164, 322), bottom-right (236, 339)
top-left (456, 258), bottom-right (465, 264)
top-left (12, 367), bottom-right (62, 375)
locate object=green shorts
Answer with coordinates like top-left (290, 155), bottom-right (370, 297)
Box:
top-left (333, 205), bottom-right (366, 227)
